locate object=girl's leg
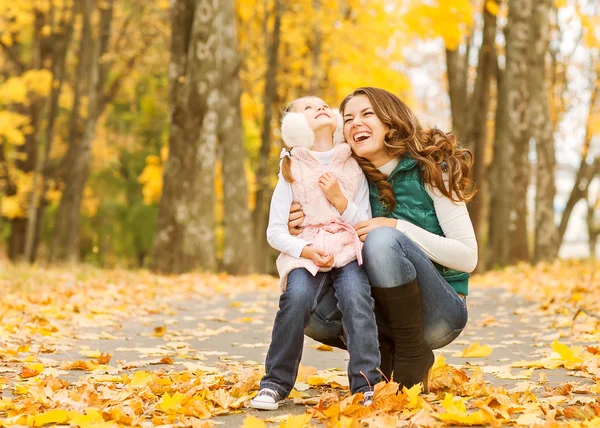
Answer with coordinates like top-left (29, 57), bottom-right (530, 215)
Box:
top-left (331, 260), bottom-right (381, 394)
top-left (362, 227), bottom-right (468, 391)
top-left (303, 285), bottom-right (345, 348)
top-left (260, 269), bottom-right (329, 398)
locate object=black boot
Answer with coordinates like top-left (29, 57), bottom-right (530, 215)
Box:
top-left (371, 280), bottom-right (434, 393)
top-left (378, 333), bottom-right (395, 381)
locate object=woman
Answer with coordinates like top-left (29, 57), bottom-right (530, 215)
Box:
top-left (288, 87), bottom-right (477, 392)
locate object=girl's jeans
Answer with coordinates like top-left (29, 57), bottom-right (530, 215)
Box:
top-left (304, 228), bottom-right (468, 350)
top-left (260, 260), bottom-right (381, 397)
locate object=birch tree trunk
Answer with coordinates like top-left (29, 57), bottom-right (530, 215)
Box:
top-left (505, 0), bottom-right (532, 263)
top-left (219, 0), bottom-right (254, 274)
top-left (151, 0), bottom-right (219, 273)
top-left (529, 0), bottom-right (559, 263)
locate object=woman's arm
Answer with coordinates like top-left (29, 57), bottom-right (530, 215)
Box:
top-left (395, 184), bottom-right (478, 273)
top-left (267, 175), bottom-right (312, 258)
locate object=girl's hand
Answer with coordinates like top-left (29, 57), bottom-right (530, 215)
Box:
top-left (318, 173), bottom-right (348, 214)
top-left (301, 246), bottom-right (335, 267)
top-left (288, 202), bottom-right (305, 236)
top-left (354, 218), bottom-right (398, 242)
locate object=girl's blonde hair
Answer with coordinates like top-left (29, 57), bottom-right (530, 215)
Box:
top-left (280, 101), bottom-right (296, 183)
top-left (340, 87), bottom-right (475, 213)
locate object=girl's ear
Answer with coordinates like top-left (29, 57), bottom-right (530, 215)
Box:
top-left (333, 109), bottom-right (344, 144)
top-left (281, 112), bottom-right (315, 148)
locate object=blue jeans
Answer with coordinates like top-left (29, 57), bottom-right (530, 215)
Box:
top-left (305, 228), bottom-right (468, 350)
top-left (260, 260), bottom-right (381, 397)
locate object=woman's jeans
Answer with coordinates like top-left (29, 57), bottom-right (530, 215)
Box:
top-left (260, 260), bottom-right (381, 397)
top-left (305, 228), bottom-right (468, 350)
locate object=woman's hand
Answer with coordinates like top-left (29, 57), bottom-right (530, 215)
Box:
top-left (301, 246), bottom-right (335, 267)
top-left (288, 202), bottom-right (305, 236)
top-left (318, 173), bottom-right (348, 214)
top-left (354, 217), bottom-right (398, 242)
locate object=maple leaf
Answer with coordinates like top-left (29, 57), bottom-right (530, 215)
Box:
top-left (551, 340), bottom-right (584, 368)
top-left (158, 392), bottom-right (186, 413)
top-left (97, 353), bottom-right (112, 364)
top-left (20, 366), bottom-right (39, 379)
top-left (242, 415), bottom-right (267, 428)
top-left (28, 409), bottom-right (69, 426)
top-left (280, 413), bottom-right (312, 428)
top-left (453, 342), bottom-right (493, 358)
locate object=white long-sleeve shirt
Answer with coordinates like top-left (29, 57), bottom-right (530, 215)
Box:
top-left (378, 158), bottom-right (478, 273)
top-left (266, 148), bottom-right (371, 258)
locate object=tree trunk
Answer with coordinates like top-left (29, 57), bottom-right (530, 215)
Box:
top-left (587, 193), bottom-right (599, 259)
top-left (51, 0), bottom-right (114, 262)
top-left (308, 0), bottom-right (323, 94)
top-left (557, 62), bottom-right (599, 246)
top-left (8, 9), bottom-right (50, 261)
top-left (151, 0), bottom-right (219, 273)
top-left (487, 56), bottom-right (512, 268)
top-left (218, 0), bottom-right (253, 274)
top-left (253, 0), bottom-right (282, 272)
top-left (529, 0), bottom-right (559, 263)
top-left (25, 0), bottom-right (76, 263)
top-left (465, 3), bottom-right (497, 271)
top-left (505, 0), bottom-right (532, 263)
top-left (445, 48), bottom-right (468, 140)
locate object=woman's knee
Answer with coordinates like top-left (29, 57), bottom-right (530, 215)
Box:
top-left (363, 228), bottom-right (417, 287)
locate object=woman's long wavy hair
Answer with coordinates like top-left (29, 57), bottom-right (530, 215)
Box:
top-left (340, 87), bottom-right (476, 212)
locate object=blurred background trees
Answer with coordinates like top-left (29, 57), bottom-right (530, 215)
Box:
top-left (0, 0), bottom-right (597, 274)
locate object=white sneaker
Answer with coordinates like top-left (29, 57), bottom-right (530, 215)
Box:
top-left (362, 391), bottom-right (374, 406)
top-left (250, 388), bottom-right (285, 410)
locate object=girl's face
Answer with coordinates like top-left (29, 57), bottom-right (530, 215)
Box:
top-left (293, 97), bottom-right (336, 132)
top-left (342, 95), bottom-right (389, 165)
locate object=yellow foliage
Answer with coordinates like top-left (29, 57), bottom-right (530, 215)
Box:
top-left (0, 111), bottom-right (30, 145)
top-left (138, 155), bottom-right (164, 205)
top-left (1, 196), bottom-right (24, 219)
top-left (81, 186), bottom-right (100, 217)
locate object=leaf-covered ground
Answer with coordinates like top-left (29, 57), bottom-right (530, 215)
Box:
top-left (0, 260), bottom-right (598, 427)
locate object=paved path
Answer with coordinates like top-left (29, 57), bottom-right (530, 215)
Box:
top-left (41, 283), bottom-right (591, 427)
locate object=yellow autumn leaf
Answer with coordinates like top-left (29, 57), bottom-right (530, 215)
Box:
top-left (485, 1), bottom-right (499, 16)
top-left (437, 393), bottom-right (490, 425)
top-left (281, 413), bottom-right (312, 428)
top-left (404, 383), bottom-right (422, 409)
top-left (310, 344), bottom-right (333, 352)
top-left (307, 375), bottom-right (327, 386)
top-left (79, 349), bottom-right (102, 358)
top-left (25, 363), bottom-right (44, 373)
top-left (69, 408), bottom-right (105, 427)
top-left (158, 392), bottom-right (186, 412)
top-left (551, 340), bottom-right (583, 365)
top-left (242, 415), bottom-right (267, 428)
top-left (454, 342), bottom-right (493, 358)
top-left (129, 371), bottom-right (152, 388)
top-left (28, 409), bottom-right (69, 426)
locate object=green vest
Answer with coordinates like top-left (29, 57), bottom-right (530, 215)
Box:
top-left (369, 155), bottom-right (470, 296)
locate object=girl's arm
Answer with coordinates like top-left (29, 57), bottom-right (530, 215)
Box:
top-left (266, 174), bottom-right (312, 258)
top-left (395, 181), bottom-right (478, 273)
top-left (340, 174), bottom-right (372, 225)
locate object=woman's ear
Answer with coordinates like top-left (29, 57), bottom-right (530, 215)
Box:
top-left (333, 109), bottom-right (344, 144)
top-left (281, 112), bottom-right (315, 148)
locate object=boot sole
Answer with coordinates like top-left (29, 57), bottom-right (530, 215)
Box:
top-left (250, 400), bottom-right (283, 410)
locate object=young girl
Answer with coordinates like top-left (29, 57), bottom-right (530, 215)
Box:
top-left (250, 97), bottom-right (381, 410)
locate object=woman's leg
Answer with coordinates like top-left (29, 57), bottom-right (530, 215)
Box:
top-left (330, 260), bottom-right (381, 394)
top-left (363, 227), bottom-right (468, 349)
top-left (363, 227), bottom-right (468, 390)
top-left (260, 269), bottom-right (330, 398)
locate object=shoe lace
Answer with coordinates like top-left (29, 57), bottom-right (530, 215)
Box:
top-left (258, 388), bottom-right (280, 400)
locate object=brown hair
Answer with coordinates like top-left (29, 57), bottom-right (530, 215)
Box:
top-left (280, 101), bottom-right (296, 183)
top-left (340, 87), bottom-right (476, 212)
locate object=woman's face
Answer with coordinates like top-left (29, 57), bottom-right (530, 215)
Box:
top-left (342, 95), bottom-right (389, 165)
top-left (293, 97), bottom-right (336, 132)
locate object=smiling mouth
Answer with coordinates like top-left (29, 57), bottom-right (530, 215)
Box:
top-left (315, 112), bottom-right (330, 119)
top-left (353, 132), bottom-right (371, 142)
